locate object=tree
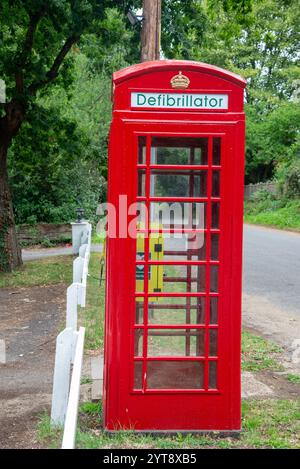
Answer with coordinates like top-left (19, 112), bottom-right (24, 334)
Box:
top-left (163, 0), bottom-right (299, 183)
top-left (0, 0), bottom-right (133, 271)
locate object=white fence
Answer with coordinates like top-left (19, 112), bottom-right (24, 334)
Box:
top-left (51, 222), bottom-right (92, 449)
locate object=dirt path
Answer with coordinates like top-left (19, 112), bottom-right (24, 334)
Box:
top-left (0, 284), bottom-right (66, 448)
top-left (243, 293), bottom-right (300, 374)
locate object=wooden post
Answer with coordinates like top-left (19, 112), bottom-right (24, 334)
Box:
top-left (141, 0), bottom-right (161, 62)
top-left (51, 328), bottom-right (73, 426)
top-left (61, 327), bottom-right (85, 449)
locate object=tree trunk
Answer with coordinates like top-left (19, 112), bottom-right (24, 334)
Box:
top-left (0, 142), bottom-right (22, 271)
top-left (0, 141), bottom-right (22, 271)
top-left (141, 0), bottom-right (161, 62)
top-left (0, 101), bottom-right (24, 272)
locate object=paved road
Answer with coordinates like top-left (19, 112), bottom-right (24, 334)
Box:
top-left (243, 225), bottom-right (300, 352)
top-left (22, 244), bottom-right (102, 261)
top-left (243, 224), bottom-right (300, 316)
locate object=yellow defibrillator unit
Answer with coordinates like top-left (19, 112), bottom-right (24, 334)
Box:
top-left (136, 227), bottom-right (164, 300)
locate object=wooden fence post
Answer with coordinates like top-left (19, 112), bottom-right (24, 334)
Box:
top-left (51, 328), bottom-right (73, 426)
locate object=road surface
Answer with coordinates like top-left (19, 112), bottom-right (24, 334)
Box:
top-left (22, 244), bottom-right (102, 261)
top-left (243, 224), bottom-right (300, 354)
top-left (243, 224), bottom-right (300, 315)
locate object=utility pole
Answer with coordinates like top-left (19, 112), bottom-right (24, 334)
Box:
top-left (141, 0), bottom-right (161, 62)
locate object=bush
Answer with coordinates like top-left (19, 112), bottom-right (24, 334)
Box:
top-left (249, 189), bottom-right (274, 203)
top-left (276, 135), bottom-right (300, 198)
top-left (245, 189), bottom-right (285, 216)
top-left (281, 160), bottom-right (300, 198)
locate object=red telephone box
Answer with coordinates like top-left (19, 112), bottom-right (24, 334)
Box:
top-left (103, 60), bottom-right (246, 432)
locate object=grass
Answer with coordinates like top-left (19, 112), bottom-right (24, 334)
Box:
top-left (240, 399), bottom-right (300, 449)
top-left (244, 198), bottom-right (300, 231)
top-left (0, 255), bottom-right (73, 288)
top-left (38, 398), bottom-right (300, 449)
top-left (92, 231), bottom-right (105, 244)
top-left (287, 374), bottom-right (300, 384)
top-left (241, 331), bottom-right (284, 372)
top-left (37, 413), bottom-right (63, 449)
top-left (78, 252), bottom-right (105, 351)
top-left (81, 376), bottom-right (93, 385)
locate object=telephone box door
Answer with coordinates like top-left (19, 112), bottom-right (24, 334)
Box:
top-left (104, 120), bottom-right (244, 431)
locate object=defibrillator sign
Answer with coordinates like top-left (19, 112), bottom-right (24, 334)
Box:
top-left (131, 92), bottom-right (228, 110)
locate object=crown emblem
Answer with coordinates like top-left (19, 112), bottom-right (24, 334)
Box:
top-left (170, 71), bottom-right (190, 89)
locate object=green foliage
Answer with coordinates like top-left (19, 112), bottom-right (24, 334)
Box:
top-left (276, 136), bottom-right (300, 198)
top-left (161, 0), bottom-right (208, 59)
top-left (82, 7), bottom-right (136, 74)
top-left (80, 401), bottom-right (102, 416)
top-left (6, 7), bottom-right (131, 224)
top-left (194, 0), bottom-right (300, 183)
top-left (0, 2), bottom-right (135, 229)
top-left (244, 197), bottom-right (300, 231)
top-left (1, 0), bottom-right (299, 227)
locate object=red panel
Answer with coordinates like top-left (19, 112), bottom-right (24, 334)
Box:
top-left (103, 61), bottom-right (245, 432)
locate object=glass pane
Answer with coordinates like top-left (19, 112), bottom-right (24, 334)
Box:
top-left (135, 300), bottom-right (144, 324)
top-left (150, 202), bottom-right (206, 229)
top-left (165, 233), bottom-right (206, 262)
top-left (210, 297), bottom-right (218, 324)
top-left (211, 233), bottom-right (219, 260)
top-left (134, 361), bottom-right (143, 389)
top-left (213, 137), bottom-right (221, 165)
top-left (152, 137), bottom-right (208, 165)
top-left (209, 329), bottom-right (218, 356)
top-left (138, 169), bottom-right (146, 196)
top-left (138, 136), bottom-right (146, 164)
top-left (212, 202), bottom-right (220, 229)
top-left (209, 361), bottom-right (217, 389)
top-left (147, 361), bottom-right (204, 389)
top-left (210, 266), bottom-right (219, 292)
top-left (150, 170), bottom-right (207, 198)
top-left (212, 171), bottom-right (220, 197)
top-left (134, 329), bottom-right (143, 356)
top-left (159, 264), bottom-right (206, 293)
top-left (148, 297), bottom-right (205, 325)
top-left (148, 328), bottom-right (205, 357)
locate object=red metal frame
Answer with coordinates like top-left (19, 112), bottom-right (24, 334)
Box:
top-left (103, 61), bottom-right (245, 431)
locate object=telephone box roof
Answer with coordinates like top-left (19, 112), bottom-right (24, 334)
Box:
top-left (113, 60), bottom-right (247, 88)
